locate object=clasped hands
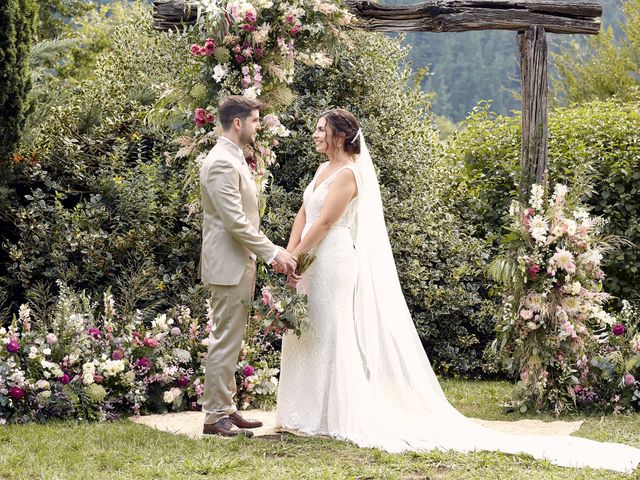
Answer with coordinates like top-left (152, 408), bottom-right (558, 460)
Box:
top-left (271, 247), bottom-right (302, 286)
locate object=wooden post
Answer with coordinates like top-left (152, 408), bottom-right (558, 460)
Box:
top-left (518, 26), bottom-right (548, 199)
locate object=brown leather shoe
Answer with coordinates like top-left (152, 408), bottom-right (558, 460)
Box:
top-left (229, 411), bottom-right (263, 429)
top-left (203, 417), bottom-right (254, 437)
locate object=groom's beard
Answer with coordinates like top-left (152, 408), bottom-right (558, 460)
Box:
top-left (239, 130), bottom-right (256, 148)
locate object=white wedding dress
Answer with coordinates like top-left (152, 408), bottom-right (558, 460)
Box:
top-left (275, 137), bottom-right (640, 473)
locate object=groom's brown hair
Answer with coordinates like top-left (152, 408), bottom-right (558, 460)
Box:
top-left (218, 96), bottom-right (263, 130)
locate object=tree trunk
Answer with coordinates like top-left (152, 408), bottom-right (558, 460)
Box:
top-left (345, 0), bottom-right (602, 35)
top-left (518, 26), bottom-right (548, 199)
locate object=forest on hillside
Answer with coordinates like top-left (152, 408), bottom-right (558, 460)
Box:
top-left (384, 0), bottom-right (625, 121)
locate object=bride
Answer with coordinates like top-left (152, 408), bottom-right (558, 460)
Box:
top-left (274, 108), bottom-right (640, 473)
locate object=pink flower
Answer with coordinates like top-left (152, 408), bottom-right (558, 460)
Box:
top-left (143, 337), bottom-right (159, 348)
top-left (263, 114), bottom-right (280, 128)
top-left (6, 339), bottom-right (19, 354)
top-left (88, 327), bottom-right (101, 339)
top-left (206, 113), bottom-right (215, 124)
top-left (93, 374), bottom-right (104, 384)
top-left (9, 386), bottom-right (25, 400)
top-left (170, 327), bottom-right (181, 336)
top-left (244, 11), bottom-right (256, 23)
top-left (177, 376), bottom-right (190, 387)
top-left (624, 373), bottom-right (636, 387)
top-left (242, 365), bottom-right (255, 377)
top-left (261, 288), bottom-right (272, 306)
top-left (58, 373), bottom-right (71, 384)
top-left (190, 44), bottom-right (201, 56)
top-left (136, 357), bottom-right (151, 369)
top-left (235, 54), bottom-right (245, 64)
top-left (612, 324), bottom-right (625, 336)
top-left (111, 349), bottom-right (124, 360)
top-left (203, 38), bottom-right (216, 55)
top-left (526, 264), bottom-right (541, 280)
top-left (519, 309), bottom-right (533, 320)
top-left (46, 333), bottom-right (57, 345)
top-left (290, 24), bottom-right (302, 35)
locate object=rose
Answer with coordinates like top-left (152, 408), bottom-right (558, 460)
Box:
top-left (46, 333), bottom-right (57, 345)
top-left (624, 373), bottom-right (636, 387)
top-left (111, 349), bottom-right (124, 360)
top-left (9, 386), bottom-right (25, 401)
top-left (58, 373), bottom-right (71, 384)
top-left (203, 38), bottom-right (216, 55)
top-left (143, 337), bottom-right (159, 348)
top-left (194, 108), bottom-right (208, 127)
top-left (612, 324), bottom-right (625, 336)
top-left (6, 339), bottom-right (19, 354)
top-left (242, 365), bottom-right (255, 377)
top-left (190, 44), bottom-right (201, 56)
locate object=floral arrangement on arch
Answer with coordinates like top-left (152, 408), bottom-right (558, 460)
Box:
top-left (178, 0), bottom-right (353, 214)
top-left (490, 183), bottom-right (624, 414)
top-left (0, 283), bottom-right (280, 424)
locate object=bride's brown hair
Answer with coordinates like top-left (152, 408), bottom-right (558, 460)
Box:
top-left (321, 108), bottom-right (361, 156)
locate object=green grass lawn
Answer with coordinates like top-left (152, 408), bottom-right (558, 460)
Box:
top-left (1, 379), bottom-right (639, 479)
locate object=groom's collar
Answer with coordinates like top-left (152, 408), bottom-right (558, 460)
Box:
top-left (218, 136), bottom-right (245, 161)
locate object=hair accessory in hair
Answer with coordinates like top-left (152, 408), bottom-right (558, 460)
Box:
top-left (350, 128), bottom-right (362, 144)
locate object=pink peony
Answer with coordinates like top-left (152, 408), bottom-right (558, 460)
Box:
top-left (624, 373), bottom-right (636, 387)
top-left (111, 349), bottom-right (124, 360)
top-left (9, 386), bottom-right (25, 400)
top-left (612, 324), bottom-right (625, 336)
top-left (6, 339), bottom-right (19, 354)
top-left (203, 39), bottom-right (216, 55)
top-left (190, 44), bottom-right (201, 56)
top-left (242, 365), bottom-right (255, 377)
top-left (58, 373), bottom-right (71, 384)
top-left (88, 327), bottom-right (101, 339)
top-left (143, 337), bottom-right (159, 348)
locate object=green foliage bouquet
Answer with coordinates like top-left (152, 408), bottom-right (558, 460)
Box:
top-left (491, 183), bottom-right (618, 414)
top-left (252, 253), bottom-right (315, 338)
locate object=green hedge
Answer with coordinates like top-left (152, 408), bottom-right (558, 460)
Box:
top-left (450, 95), bottom-right (640, 302)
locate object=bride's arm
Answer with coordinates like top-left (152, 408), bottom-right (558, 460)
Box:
top-left (286, 205), bottom-right (306, 252)
top-left (291, 170), bottom-right (357, 257)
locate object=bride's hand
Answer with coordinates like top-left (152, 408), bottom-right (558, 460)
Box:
top-left (286, 273), bottom-right (302, 288)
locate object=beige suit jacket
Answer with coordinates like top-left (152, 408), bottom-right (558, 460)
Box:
top-left (199, 140), bottom-right (275, 285)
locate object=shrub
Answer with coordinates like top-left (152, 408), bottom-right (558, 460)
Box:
top-left (451, 96), bottom-right (640, 303)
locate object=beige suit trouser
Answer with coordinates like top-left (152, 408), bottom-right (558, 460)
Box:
top-left (202, 259), bottom-right (256, 424)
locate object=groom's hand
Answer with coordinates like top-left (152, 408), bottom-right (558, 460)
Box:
top-left (272, 248), bottom-right (297, 275)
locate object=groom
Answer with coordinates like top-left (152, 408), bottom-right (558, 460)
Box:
top-left (200, 95), bottom-right (296, 437)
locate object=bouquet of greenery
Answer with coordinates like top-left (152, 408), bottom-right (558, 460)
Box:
top-left (252, 253), bottom-right (315, 337)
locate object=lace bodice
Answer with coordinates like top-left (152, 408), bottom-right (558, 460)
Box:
top-left (302, 162), bottom-right (359, 237)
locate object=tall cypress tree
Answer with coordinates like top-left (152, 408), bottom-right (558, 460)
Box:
top-left (0, 0), bottom-right (37, 159)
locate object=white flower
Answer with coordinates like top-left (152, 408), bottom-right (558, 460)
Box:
top-left (212, 64), bottom-right (228, 83)
top-left (580, 249), bottom-right (602, 266)
top-left (163, 390), bottom-right (176, 403)
top-left (550, 248), bottom-right (576, 273)
top-left (173, 348), bottom-right (192, 364)
top-left (152, 314), bottom-right (170, 332)
top-left (551, 183), bottom-right (568, 204)
top-left (242, 86), bottom-right (260, 99)
top-left (529, 184), bottom-right (544, 210)
top-left (529, 215), bottom-right (548, 243)
top-left (35, 379), bottom-right (50, 390)
top-left (573, 207), bottom-right (590, 222)
top-left (100, 359), bottom-right (125, 378)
